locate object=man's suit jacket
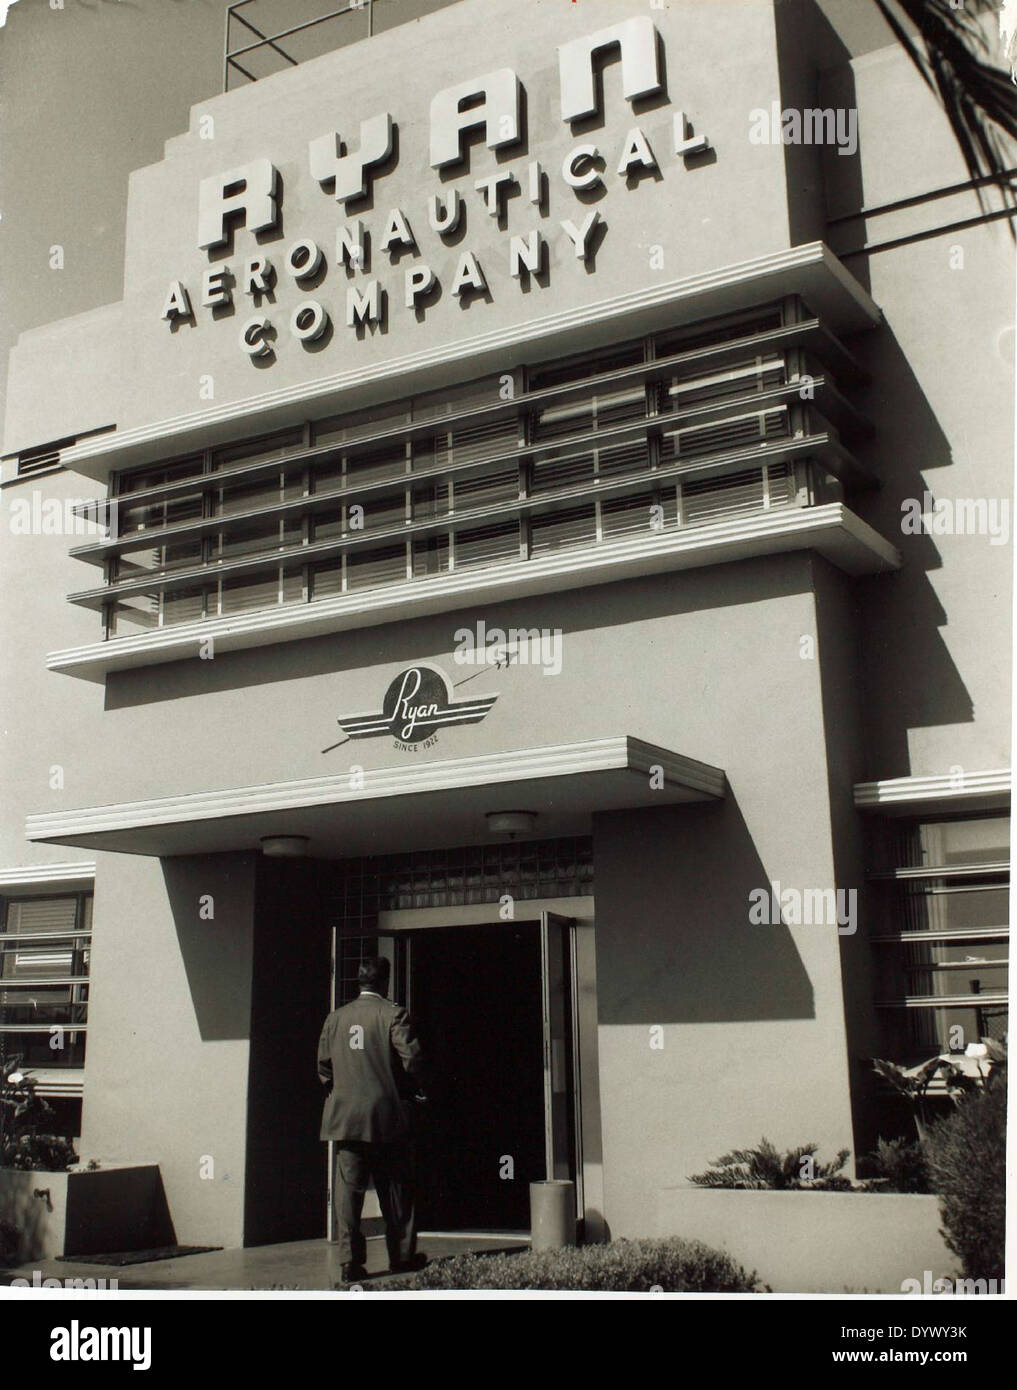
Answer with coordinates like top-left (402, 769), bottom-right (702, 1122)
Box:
top-left (317, 991), bottom-right (424, 1144)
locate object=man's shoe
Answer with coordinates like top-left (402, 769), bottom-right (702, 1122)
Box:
top-left (339, 1262), bottom-right (368, 1283)
top-left (389, 1253), bottom-right (428, 1275)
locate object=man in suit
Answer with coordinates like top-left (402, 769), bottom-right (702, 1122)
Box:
top-left (318, 955), bottom-right (427, 1282)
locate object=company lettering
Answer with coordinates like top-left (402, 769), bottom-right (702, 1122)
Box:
top-left (162, 19), bottom-right (712, 359)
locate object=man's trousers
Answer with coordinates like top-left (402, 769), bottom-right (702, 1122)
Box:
top-left (332, 1140), bottom-right (417, 1268)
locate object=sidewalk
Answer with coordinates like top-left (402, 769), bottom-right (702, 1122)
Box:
top-left (2, 1234), bottom-right (529, 1292)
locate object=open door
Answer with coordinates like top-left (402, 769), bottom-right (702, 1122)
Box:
top-left (329, 919), bottom-right (582, 1235)
top-left (540, 912), bottom-right (583, 1215)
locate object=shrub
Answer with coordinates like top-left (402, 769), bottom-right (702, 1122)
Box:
top-left (861, 1137), bottom-right (930, 1193)
top-left (0, 1059), bottom-right (78, 1173)
top-left (688, 1138), bottom-right (852, 1190)
top-left (368, 1237), bottom-right (761, 1292)
top-left (2, 1132), bottom-right (78, 1172)
top-left (924, 1075), bottom-right (1006, 1281)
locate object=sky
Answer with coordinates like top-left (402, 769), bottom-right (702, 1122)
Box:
top-left (0, 0), bottom-right (903, 445)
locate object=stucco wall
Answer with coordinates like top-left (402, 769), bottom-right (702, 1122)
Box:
top-left (15, 555), bottom-right (820, 817)
top-left (583, 558), bottom-right (858, 1238)
top-left (0, 464), bottom-right (108, 869)
top-left (658, 1189), bottom-right (953, 1294)
top-left (79, 851), bottom-right (257, 1249)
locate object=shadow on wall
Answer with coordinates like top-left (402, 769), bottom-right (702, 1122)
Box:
top-left (593, 800), bottom-right (815, 1025)
top-left (847, 319), bottom-right (976, 775)
top-left (244, 856), bottom-right (333, 1246)
top-left (162, 853), bottom-right (258, 1043)
top-left (775, 0), bottom-right (864, 259)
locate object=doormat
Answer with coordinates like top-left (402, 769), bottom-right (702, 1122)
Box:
top-left (56, 1246), bottom-right (221, 1267)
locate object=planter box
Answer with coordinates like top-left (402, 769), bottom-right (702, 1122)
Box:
top-left (0, 1165), bottom-right (174, 1264)
top-left (658, 1188), bottom-right (954, 1294)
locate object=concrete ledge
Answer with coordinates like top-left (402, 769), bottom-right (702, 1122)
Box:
top-left (657, 1188), bottom-right (954, 1294)
top-left (47, 504), bottom-right (900, 681)
top-left (0, 1165), bottom-right (174, 1262)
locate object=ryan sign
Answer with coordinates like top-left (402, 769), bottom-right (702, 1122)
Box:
top-left (160, 18), bottom-right (713, 360)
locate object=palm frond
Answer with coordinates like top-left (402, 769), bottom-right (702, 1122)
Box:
top-left (873, 0), bottom-right (1017, 219)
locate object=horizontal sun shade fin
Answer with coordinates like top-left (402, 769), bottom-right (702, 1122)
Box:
top-left (67, 298), bottom-right (870, 632)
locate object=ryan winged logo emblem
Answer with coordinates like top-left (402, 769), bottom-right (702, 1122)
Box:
top-left (337, 664), bottom-right (497, 747)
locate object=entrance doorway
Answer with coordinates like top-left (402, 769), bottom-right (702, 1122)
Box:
top-left (333, 912), bottom-right (580, 1234)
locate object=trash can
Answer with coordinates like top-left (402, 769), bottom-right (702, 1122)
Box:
top-left (529, 1179), bottom-right (576, 1250)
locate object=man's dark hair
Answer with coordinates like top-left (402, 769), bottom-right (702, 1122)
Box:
top-left (358, 956), bottom-right (390, 993)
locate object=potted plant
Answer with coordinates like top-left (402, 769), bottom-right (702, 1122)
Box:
top-left (1, 1056), bottom-right (177, 1264)
top-left (0, 1056), bottom-right (79, 1265)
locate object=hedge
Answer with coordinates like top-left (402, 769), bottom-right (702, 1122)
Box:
top-left (369, 1236), bottom-right (761, 1291)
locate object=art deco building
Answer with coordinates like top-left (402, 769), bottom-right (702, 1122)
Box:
top-left (1, 0), bottom-right (1010, 1258)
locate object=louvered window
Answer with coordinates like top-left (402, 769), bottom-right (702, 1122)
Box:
top-left (450, 414), bottom-right (518, 465)
top-left (871, 816), bottom-right (1009, 1064)
top-left (530, 452), bottom-right (595, 495)
top-left (596, 439), bottom-right (650, 479)
top-left (456, 521), bottom-right (520, 570)
top-left (413, 533), bottom-right (450, 578)
top-left (454, 468), bottom-right (518, 512)
top-left (346, 443), bottom-right (407, 487)
top-left (601, 490), bottom-right (677, 539)
top-left (79, 298), bottom-right (866, 634)
top-left (666, 406), bottom-right (790, 461)
top-left (163, 587), bottom-right (207, 625)
top-left (221, 573), bottom-right (281, 614)
top-left (110, 592), bottom-right (161, 632)
top-left (347, 544), bottom-right (407, 590)
top-left (0, 894), bottom-right (92, 1068)
top-left (531, 504), bottom-right (597, 555)
top-left (311, 559), bottom-right (342, 601)
top-left (532, 385), bottom-right (647, 444)
top-left (17, 446), bottom-right (62, 476)
top-left (681, 468), bottom-right (768, 525)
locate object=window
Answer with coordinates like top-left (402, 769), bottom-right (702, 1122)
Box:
top-left (0, 894), bottom-right (92, 1068)
top-left (74, 297), bottom-right (865, 635)
top-left (871, 815), bottom-right (1009, 1063)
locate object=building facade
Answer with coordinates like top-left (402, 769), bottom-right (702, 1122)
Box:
top-left (1, 0), bottom-right (1011, 1253)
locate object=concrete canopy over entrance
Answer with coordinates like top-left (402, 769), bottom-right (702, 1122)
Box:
top-left (25, 735), bottom-right (725, 858)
